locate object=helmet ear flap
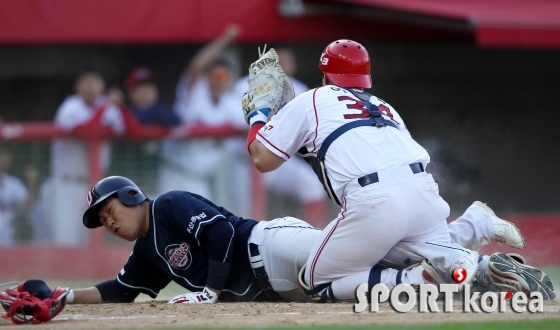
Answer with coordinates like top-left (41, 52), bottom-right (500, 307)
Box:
top-left (117, 186), bottom-right (147, 206)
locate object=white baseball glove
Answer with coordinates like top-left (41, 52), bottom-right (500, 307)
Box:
top-left (274, 75), bottom-right (295, 120)
top-left (167, 287), bottom-right (218, 304)
top-left (242, 46), bottom-right (291, 125)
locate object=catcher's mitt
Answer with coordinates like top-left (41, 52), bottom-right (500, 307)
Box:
top-left (0, 280), bottom-right (69, 325)
top-left (242, 46), bottom-right (294, 125)
top-left (275, 73), bottom-right (295, 120)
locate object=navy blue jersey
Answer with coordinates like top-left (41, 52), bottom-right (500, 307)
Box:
top-left (96, 191), bottom-right (264, 302)
top-left (130, 102), bottom-right (181, 127)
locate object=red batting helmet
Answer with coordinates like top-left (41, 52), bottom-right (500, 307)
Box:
top-left (318, 40), bottom-right (371, 89)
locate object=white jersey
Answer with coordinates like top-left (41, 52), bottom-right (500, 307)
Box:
top-left (51, 95), bottom-right (125, 179)
top-left (256, 85), bottom-right (430, 202)
top-left (175, 76), bottom-right (246, 128)
top-left (161, 76), bottom-right (245, 177)
top-left (0, 173), bottom-right (28, 244)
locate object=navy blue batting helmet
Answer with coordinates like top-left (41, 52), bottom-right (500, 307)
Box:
top-left (83, 176), bottom-right (147, 229)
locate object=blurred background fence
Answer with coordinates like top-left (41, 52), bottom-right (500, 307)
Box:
top-left (0, 124), bottom-right (266, 278)
top-left (1, 0), bottom-right (560, 280)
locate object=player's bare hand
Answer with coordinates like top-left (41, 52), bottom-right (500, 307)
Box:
top-left (223, 24), bottom-right (241, 40)
top-left (107, 87), bottom-right (125, 106)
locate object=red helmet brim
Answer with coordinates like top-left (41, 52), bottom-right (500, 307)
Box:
top-left (325, 72), bottom-right (372, 89)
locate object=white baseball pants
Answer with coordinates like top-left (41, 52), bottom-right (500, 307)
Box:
top-left (303, 168), bottom-right (476, 300)
top-left (250, 203), bottom-right (495, 302)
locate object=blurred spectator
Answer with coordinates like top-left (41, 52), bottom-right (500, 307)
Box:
top-left (19, 164), bottom-right (54, 244)
top-left (106, 86), bottom-right (126, 107)
top-left (124, 68), bottom-right (181, 127)
top-left (232, 48), bottom-right (328, 228)
top-left (20, 165), bottom-right (40, 215)
top-left (162, 25), bottom-right (248, 215)
top-left (0, 149), bottom-right (28, 245)
top-left (49, 71), bottom-right (125, 246)
top-left (112, 68), bottom-right (182, 196)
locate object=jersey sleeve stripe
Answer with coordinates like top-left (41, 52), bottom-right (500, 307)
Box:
top-left (256, 132), bottom-right (291, 159)
top-left (221, 282), bottom-right (256, 296)
top-left (116, 276), bottom-right (159, 297)
top-left (223, 222), bottom-right (235, 263)
top-left (311, 88), bottom-right (320, 152)
top-left (193, 214), bottom-right (227, 241)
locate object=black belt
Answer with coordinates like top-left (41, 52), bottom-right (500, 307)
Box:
top-left (248, 243), bottom-right (282, 301)
top-left (358, 163), bottom-right (424, 187)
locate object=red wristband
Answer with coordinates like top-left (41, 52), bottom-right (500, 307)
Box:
top-left (246, 123), bottom-right (265, 155)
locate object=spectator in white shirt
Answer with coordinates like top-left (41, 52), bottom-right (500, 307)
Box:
top-left (49, 71), bottom-right (125, 246)
top-left (0, 149), bottom-right (28, 245)
top-left (160, 25), bottom-right (248, 215)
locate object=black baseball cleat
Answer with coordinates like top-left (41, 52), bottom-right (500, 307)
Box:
top-left (488, 252), bottom-right (556, 300)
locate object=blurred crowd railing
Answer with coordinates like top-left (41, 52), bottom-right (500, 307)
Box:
top-left (0, 122), bottom-right (265, 278)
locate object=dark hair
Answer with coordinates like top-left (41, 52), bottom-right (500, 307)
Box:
top-left (208, 58), bottom-right (233, 72)
top-left (75, 70), bottom-right (105, 84)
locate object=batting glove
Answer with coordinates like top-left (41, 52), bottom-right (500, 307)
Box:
top-left (167, 287), bottom-right (218, 304)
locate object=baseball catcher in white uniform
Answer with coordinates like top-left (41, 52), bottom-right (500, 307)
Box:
top-left (241, 40), bottom-right (487, 302)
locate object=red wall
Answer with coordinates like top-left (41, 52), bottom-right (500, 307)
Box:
top-left (0, 0), bottom-right (466, 44)
top-left (478, 215), bottom-right (560, 266)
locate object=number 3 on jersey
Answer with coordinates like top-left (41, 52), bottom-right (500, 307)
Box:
top-left (337, 96), bottom-right (399, 124)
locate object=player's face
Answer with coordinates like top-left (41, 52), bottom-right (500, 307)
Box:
top-left (129, 83), bottom-right (159, 109)
top-left (76, 75), bottom-right (105, 106)
top-left (97, 197), bottom-right (147, 241)
top-left (208, 66), bottom-right (232, 102)
top-left (277, 49), bottom-right (296, 77)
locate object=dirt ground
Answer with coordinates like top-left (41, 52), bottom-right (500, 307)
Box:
top-left (1, 300), bottom-right (560, 329)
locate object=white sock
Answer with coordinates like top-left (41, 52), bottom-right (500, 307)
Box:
top-left (401, 265), bottom-right (425, 286)
top-left (380, 268), bottom-right (399, 290)
top-left (66, 289), bottom-right (74, 304)
top-left (475, 255), bottom-right (491, 286)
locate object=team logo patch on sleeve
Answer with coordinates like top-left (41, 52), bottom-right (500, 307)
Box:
top-left (165, 242), bottom-right (192, 270)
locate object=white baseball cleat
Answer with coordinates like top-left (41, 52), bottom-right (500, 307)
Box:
top-left (421, 251), bottom-right (479, 291)
top-left (488, 252), bottom-right (556, 300)
top-left (473, 201), bottom-right (526, 249)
